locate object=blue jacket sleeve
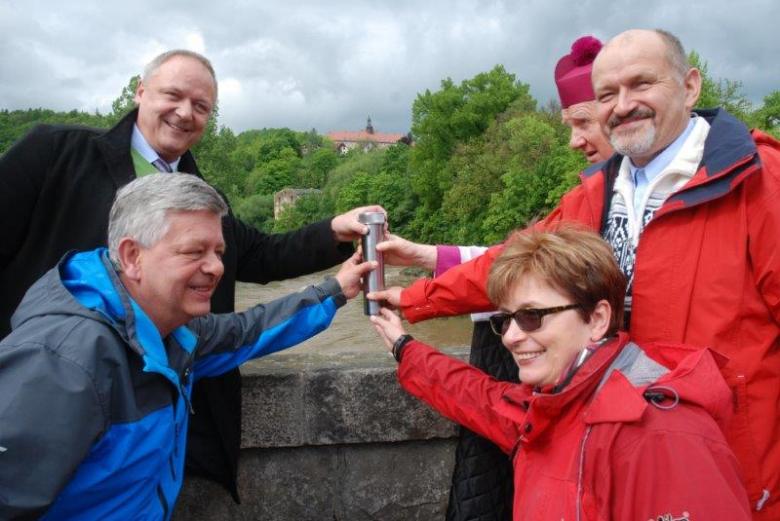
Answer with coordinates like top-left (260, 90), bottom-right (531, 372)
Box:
top-left (0, 340), bottom-right (106, 518)
top-left (190, 277), bottom-right (346, 379)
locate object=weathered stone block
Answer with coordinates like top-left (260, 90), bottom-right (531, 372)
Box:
top-left (174, 440), bottom-right (458, 520)
top-left (175, 348), bottom-right (471, 519)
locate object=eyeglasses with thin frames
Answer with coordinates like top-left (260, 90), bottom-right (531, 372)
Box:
top-left (488, 304), bottom-right (581, 336)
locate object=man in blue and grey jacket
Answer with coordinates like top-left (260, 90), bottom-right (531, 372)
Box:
top-left (0, 173), bottom-right (374, 520)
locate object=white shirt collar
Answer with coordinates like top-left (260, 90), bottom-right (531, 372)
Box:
top-left (131, 124), bottom-right (182, 172)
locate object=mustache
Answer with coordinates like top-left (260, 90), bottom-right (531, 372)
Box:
top-left (608, 108), bottom-right (655, 129)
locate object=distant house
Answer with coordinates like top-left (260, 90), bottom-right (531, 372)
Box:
top-left (274, 188), bottom-right (322, 219)
top-left (327, 117), bottom-right (410, 154)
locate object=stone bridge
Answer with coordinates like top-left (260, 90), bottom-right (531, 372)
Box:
top-left (175, 347), bottom-right (470, 520)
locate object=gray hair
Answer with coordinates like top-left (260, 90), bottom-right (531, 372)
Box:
top-left (654, 29), bottom-right (690, 83)
top-left (143, 49), bottom-right (218, 97)
top-left (108, 173), bottom-right (228, 270)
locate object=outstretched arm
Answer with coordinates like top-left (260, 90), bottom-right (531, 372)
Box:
top-left (376, 233), bottom-right (438, 271)
top-left (371, 308), bottom-right (521, 453)
top-left (397, 244), bottom-right (504, 323)
top-left (193, 252), bottom-right (375, 377)
top-left (229, 205), bottom-right (385, 285)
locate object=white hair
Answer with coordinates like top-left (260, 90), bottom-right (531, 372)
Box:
top-left (143, 49), bottom-right (218, 98)
top-left (654, 29), bottom-right (689, 83)
top-left (108, 173), bottom-right (228, 270)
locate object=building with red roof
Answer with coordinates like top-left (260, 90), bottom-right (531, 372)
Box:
top-left (326, 117), bottom-right (410, 154)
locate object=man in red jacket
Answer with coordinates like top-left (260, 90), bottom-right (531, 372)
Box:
top-left (374, 28), bottom-right (780, 520)
top-left (381, 36), bottom-right (615, 521)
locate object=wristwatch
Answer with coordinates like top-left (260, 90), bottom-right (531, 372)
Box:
top-left (392, 334), bottom-right (414, 363)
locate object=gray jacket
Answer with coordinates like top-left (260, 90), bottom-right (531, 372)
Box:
top-left (0, 248), bottom-right (346, 520)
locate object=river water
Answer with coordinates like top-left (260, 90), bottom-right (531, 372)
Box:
top-left (236, 266), bottom-right (474, 369)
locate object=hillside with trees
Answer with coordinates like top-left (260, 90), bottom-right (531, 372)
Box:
top-left (2, 53), bottom-right (777, 246)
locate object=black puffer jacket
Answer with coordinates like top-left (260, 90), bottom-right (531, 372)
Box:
top-left (446, 321), bottom-right (518, 521)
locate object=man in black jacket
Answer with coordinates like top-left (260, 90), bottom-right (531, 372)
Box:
top-left (0, 49), bottom-right (379, 500)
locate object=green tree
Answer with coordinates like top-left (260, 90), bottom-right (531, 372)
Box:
top-left (755, 90), bottom-right (780, 138)
top-left (0, 108), bottom-right (109, 154)
top-left (299, 128), bottom-right (324, 152)
top-left (438, 96), bottom-right (540, 243)
top-left (321, 151), bottom-right (384, 214)
top-left (300, 147), bottom-right (339, 188)
top-left (335, 171), bottom-right (372, 213)
top-left (690, 51), bottom-right (752, 121)
top-left (407, 65), bottom-right (534, 242)
top-left (245, 147), bottom-right (301, 195)
top-left (482, 114), bottom-right (584, 243)
top-left (232, 130), bottom-right (266, 173)
top-left (234, 194), bottom-right (275, 232)
top-left (273, 192), bottom-right (328, 233)
top-left (194, 125), bottom-right (243, 200)
top-left (107, 75), bottom-right (140, 126)
top-left (257, 128), bottom-right (302, 161)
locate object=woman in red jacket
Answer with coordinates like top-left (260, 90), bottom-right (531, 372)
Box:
top-left (371, 226), bottom-right (750, 520)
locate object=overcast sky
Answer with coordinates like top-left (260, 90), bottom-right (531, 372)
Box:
top-left (1, 0), bottom-right (776, 135)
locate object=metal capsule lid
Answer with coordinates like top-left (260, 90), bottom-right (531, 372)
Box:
top-left (357, 211), bottom-right (386, 225)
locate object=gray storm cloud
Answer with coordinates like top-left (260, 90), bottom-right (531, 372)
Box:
top-left (0, 0), bottom-right (776, 134)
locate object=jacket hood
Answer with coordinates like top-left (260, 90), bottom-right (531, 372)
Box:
top-left (10, 249), bottom-right (118, 332)
top-left (571, 108), bottom-right (760, 233)
top-left (498, 333), bottom-right (733, 439)
top-left (588, 108), bottom-right (755, 180)
top-left (586, 341), bottom-right (733, 432)
top-left (11, 248), bottom-right (192, 387)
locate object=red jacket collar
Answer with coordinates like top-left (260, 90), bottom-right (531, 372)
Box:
top-left (498, 333), bottom-right (733, 439)
top-left (585, 343), bottom-right (732, 431)
top-left (497, 333), bottom-right (630, 442)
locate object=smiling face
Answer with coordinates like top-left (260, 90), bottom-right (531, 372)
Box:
top-left (562, 100), bottom-right (614, 164)
top-left (135, 55), bottom-right (216, 162)
top-left (592, 30), bottom-right (700, 167)
top-left (499, 274), bottom-right (602, 387)
top-left (123, 209), bottom-right (225, 337)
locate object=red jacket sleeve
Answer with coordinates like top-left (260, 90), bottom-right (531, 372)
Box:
top-left (398, 340), bottom-right (522, 453)
top-left (400, 245), bottom-right (503, 323)
top-left (747, 131), bottom-right (780, 323)
top-left (399, 204), bottom-right (568, 323)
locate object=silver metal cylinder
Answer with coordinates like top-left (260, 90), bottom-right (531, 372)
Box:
top-left (358, 211), bottom-right (386, 316)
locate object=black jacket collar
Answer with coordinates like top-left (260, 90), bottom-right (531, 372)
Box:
top-left (93, 108), bottom-right (201, 188)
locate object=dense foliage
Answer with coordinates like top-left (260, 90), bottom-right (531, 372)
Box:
top-left (2, 53), bottom-right (778, 246)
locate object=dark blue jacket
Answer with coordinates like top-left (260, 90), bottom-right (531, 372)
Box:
top-left (0, 248), bottom-right (346, 519)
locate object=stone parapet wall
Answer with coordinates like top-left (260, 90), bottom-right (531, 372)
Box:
top-left (174, 348), bottom-right (468, 520)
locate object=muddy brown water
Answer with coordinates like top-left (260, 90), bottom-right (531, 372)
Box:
top-left (236, 266), bottom-right (474, 370)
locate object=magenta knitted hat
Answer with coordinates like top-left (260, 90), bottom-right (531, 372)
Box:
top-left (554, 36), bottom-right (603, 108)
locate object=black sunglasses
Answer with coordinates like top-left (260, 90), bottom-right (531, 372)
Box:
top-left (488, 304), bottom-right (581, 336)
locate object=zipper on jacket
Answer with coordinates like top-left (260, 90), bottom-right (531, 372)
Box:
top-left (181, 366), bottom-right (194, 415)
top-left (643, 157), bottom-right (759, 235)
top-left (509, 435), bottom-right (526, 461)
top-left (576, 425), bottom-right (594, 521)
top-left (502, 392), bottom-right (530, 460)
top-left (180, 383), bottom-right (194, 415)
